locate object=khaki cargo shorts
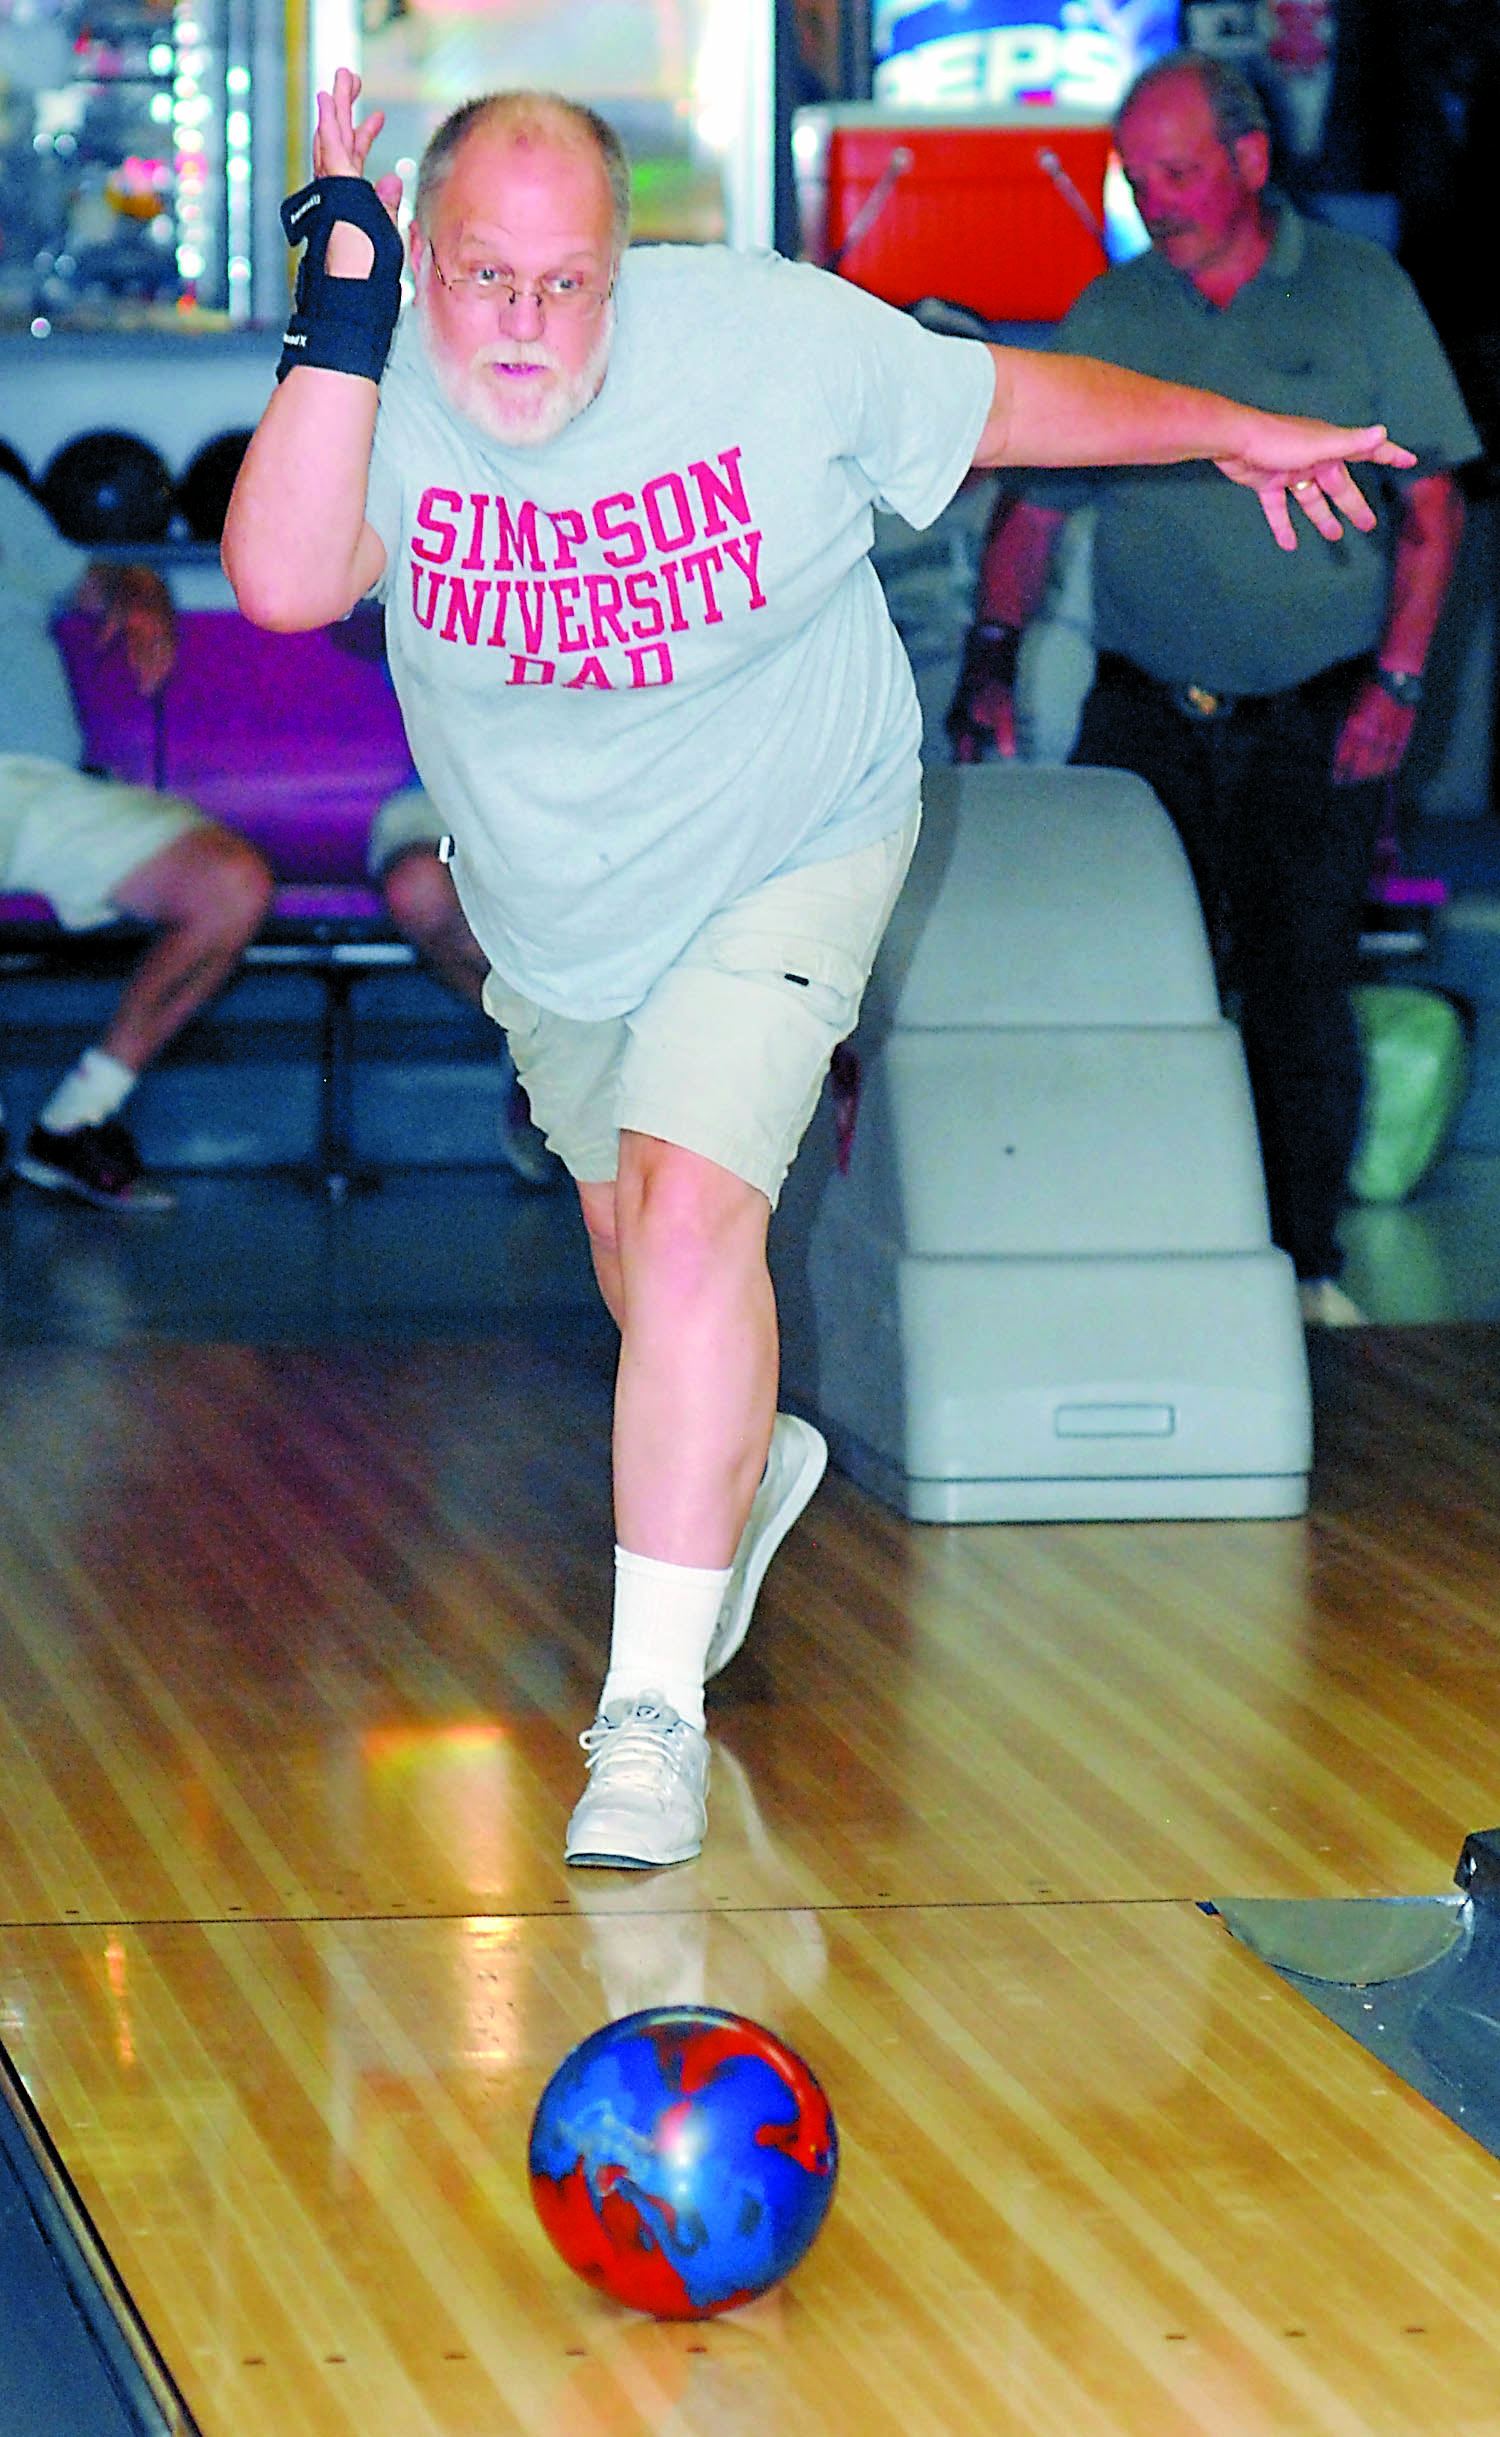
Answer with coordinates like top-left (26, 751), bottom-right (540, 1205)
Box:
top-left (482, 805), bottom-right (920, 1207)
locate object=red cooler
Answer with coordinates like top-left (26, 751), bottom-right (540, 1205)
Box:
top-left (793, 105), bottom-right (1111, 324)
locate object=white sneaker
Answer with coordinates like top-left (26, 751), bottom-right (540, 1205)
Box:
top-left (705, 1414), bottom-right (827, 1681)
top-left (1299, 1277), bottom-right (1367, 1328)
top-left (564, 1693), bottom-right (710, 1870)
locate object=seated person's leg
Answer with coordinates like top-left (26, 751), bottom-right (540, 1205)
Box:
top-left (7, 765), bottom-right (270, 1210)
top-left (368, 788), bottom-right (488, 1006)
top-left (102, 819), bottom-right (273, 1067)
top-left (369, 786), bottom-right (561, 1184)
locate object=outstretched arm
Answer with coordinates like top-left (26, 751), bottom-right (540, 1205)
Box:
top-left (222, 69), bottom-right (401, 630)
top-left (976, 345), bottom-right (1418, 552)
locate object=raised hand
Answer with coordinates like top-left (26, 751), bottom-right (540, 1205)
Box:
top-left (312, 66), bottom-right (403, 277)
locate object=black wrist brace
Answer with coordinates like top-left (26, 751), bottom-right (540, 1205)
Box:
top-left (945, 621), bottom-right (1021, 732)
top-left (963, 623), bottom-right (1022, 690)
top-left (277, 176), bottom-right (404, 385)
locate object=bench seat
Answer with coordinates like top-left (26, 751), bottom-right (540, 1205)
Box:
top-left (10, 607), bottom-right (436, 1192)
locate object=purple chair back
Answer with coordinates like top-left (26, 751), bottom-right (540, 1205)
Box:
top-left (53, 602), bottom-right (418, 887)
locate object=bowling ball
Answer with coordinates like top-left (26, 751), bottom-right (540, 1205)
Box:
top-left (40, 429), bottom-right (173, 545)
top-left (175, 429), bottom-right (253, 542)
top-left (529, 2004), bottom-right (838, 2318)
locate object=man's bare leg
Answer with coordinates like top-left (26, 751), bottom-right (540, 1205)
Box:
top-left (566, 1134), bottom-right (780, 1867)
top-left (579, 1131), bottom-right (777, 1566)
top-left (102, 823), bottom-right (273, 1071)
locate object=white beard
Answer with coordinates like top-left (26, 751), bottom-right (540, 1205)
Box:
top-left (419, 295), bottom-right (614, 448)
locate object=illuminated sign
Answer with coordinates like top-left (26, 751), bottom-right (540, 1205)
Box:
top-left (872, 0), bottom-right (1180, 116)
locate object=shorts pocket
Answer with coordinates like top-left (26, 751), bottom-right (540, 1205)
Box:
top-left (700, 928), bottom-right (870, 1036)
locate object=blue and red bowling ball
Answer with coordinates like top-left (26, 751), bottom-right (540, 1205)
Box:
top-left (529, 2004), bottom-right (838, 2318)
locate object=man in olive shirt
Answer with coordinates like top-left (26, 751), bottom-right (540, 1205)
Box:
top-left (948, 52), bottom-right (1478, 1323)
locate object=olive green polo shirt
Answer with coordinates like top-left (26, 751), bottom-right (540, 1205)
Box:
top-left (1027, 207), bottom-right (1479, 696)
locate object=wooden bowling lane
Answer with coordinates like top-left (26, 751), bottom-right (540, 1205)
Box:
top-left (0, 1333), bottom-right (1497, 1932)
top-left (2, 1324), bottom-right (1500, 2429)
top-left (7, 1897), bottom-right (1500, 2436)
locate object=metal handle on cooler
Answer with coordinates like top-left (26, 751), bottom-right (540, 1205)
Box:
top-left (1035, 146), bottom-right (1105, 246)
top-left (826, 146), bottom-right (914, 272)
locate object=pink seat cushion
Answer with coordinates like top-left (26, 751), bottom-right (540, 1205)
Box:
top-left (0, 891), bottom-right (57, 927)
top-left (265, 883), bottom-right (390, 925)
top-left (0, 883), bottom-right (390, 933)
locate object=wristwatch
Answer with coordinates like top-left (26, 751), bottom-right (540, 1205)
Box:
top-left (1373, 664), bottom-right (1424, 708)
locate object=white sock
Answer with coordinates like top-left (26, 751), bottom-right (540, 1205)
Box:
top-left (40, 1048), bottom-right (135, 1134)
top-left (598, 1546), bottom-right (731, 1732)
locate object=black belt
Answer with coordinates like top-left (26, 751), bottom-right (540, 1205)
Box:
top-left (1096, 652), bottom-right (1256, 722)
top-left (1097, 650), bottom-right (1370, 725)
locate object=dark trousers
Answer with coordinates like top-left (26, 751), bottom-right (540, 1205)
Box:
top-left (1071, 654), bottom-right (1385, 1282)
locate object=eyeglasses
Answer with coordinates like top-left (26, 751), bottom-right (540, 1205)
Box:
top-left (427, 255), bottom-right (614, 318)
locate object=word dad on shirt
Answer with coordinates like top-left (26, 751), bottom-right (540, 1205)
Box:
top-left (407, 445), bottom-right (766, 690)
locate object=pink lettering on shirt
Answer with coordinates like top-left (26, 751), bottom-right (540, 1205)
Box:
top-left (414, 489), bottom-right (462, 565)
top-left (441, 577), bottom-right (491, 645)
top-left (411, 566), bottom-right (444, 627)
top-left (681, 544), bottom-right (725, 623)
top-left (642, 471), bottom-right (694, 555)
top-left (722, 531), bottom-right (767, 609)
top-left (460, 495), bottom-right (489, 570)
top-left (688, 448), bottom-right (751, 535)
top-left (492, 498), bottom-right (545, 571)
top-left (551, 576), bottom-right (588, 654)
top-left (547, 506), bottom-right (588, 570)
top-left (403, 446), bottom-right (767, 688)
top-left (584, 572), bottom-right (628, 649)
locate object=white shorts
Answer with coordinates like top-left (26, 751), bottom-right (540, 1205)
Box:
top-left (366, 784), bottom-right (441, 879)
top-left (0, 754), bottom-right (204, 931)
top-left (482, 806), bottom-right (921, 1207)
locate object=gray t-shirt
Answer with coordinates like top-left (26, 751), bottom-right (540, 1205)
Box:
top-left (366, 244), bottom-right (994, 1018)
top-left (1027, 208), bottom-right (1480, 696)
top-left (0, 471), bottom-right (88, 770)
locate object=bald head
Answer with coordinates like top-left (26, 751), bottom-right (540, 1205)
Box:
top-left (415, 91), bottom-right (631, 252)
top-left (1117, 49), bottom-right (1270, 153)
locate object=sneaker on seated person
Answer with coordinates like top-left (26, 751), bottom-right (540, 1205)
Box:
top-left (18, 1114), bottom-right (175, 1213)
